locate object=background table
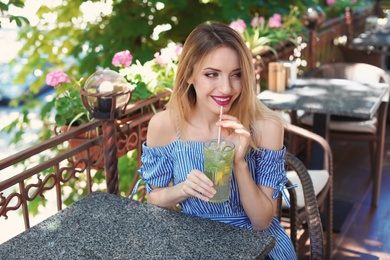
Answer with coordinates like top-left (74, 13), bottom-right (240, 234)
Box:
top-left (352, 30), bottom-right (390, 50)
top-left (351, 30), bottom-right (390, 70)
top-left (0, 191), bottom-right (275, 259)
top-left (258, 78), bottom-right (388, 168)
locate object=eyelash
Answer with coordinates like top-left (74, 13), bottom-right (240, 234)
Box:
top-left (205, 72), bottom-right (218, 78)
top-left (233, 72), bottom-right (241, 78)
top-left (204, 72), bottom-right (241, 78)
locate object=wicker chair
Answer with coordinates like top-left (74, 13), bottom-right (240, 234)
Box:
top-left (281, 123), bottom-right (333, 259)
top-left (280, 151), bottom-right (324, 259)
top-left (301, 62), bottom-right (390, 207)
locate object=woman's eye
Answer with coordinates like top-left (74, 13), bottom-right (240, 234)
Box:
top-left (231, 72), bottom-right (241, 78)
top-left (205, 72), bottom-right (218, 78)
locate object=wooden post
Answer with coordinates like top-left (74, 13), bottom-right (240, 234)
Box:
top-left (301, 6), bottom-right (326, 71)
top-left (308, 30), bottom-right (317, 71)
top-left (345, 7), bottom-right (353, 46)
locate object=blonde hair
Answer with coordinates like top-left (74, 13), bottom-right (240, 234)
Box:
top-left (167, 21), bottom-right (283, 148)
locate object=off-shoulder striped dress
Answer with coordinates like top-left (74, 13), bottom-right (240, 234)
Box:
top-left (138, 139), bottom-right (296, 260)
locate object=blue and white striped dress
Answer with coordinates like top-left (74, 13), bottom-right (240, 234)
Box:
top-left (138, 139), bottom-right (297, 259)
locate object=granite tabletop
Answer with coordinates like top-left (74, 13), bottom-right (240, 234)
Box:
top-left (0, 191), bottom-right (276, 260)
top-left (352, 30), bottom-right (390, 48)
top-left (258, 78), bottom-right (388, 119)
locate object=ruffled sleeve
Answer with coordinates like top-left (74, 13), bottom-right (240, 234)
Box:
top-left (138, 142), bottom-right (174, 193)
top-left (254, 146), bottom-right (286, 188)
top-left (253, 146), bottom-right (297, 207)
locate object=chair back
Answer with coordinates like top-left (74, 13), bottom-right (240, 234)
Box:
top-left (279, 151), bottom-right (324, 259)
top-left (308, 62), bottom-right (390, 86)
top-left (283, 123), bottom-right (333, 258)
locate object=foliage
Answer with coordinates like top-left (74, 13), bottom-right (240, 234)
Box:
top-left (114, 42), bottom-right (181, 102)
top-left (43, 43), bottom-right (180, 128)
top-left (321, 0), bottom-right (373, 18)
top-left (229, 6), bottom-right (303, 56)
top-left (0, 0), bottom-right (29, 27)
top-left (10, 1), bottom-right (319, 94)
top-left (45, 70), bottom-right (90, 127)
top-left (118, 150), bottom-right (141, 199)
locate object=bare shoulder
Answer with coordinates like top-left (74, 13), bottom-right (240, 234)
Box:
top-left (253, 117), bottom-right (284, 150)
top-left (147, 110), bottom-right (177, 147)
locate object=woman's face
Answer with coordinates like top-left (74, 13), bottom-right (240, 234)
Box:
top-left (191, 46), bottom-right (242, 115)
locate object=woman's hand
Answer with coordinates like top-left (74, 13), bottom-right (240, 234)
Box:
top-left (217, 114), bottom-right (251, 163)
top-left (182, 169), bottom-right (216, 202)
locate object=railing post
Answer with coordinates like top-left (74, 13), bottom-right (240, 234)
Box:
top-left (101, 118), bottom-right (119, 195)
top-left (80, 70), bottom-right (133, 195)
top-left (300, 6), bottom-right (326, 71)
top-left (308, 30), bottom-right (317, 71)
top-left (345, 6), bottom-right (353, 46)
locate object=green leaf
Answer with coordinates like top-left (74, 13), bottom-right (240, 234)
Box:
top-left (55, 115), bottom-right (66, 126)
top-left (131, 83), bottom-right (153, 102)
top-left (68, 112), bottom-right (88, 127)
top-left (27, 195), bottom-right (45, 216)
top-left (40, 99), bottom-right (55, 118)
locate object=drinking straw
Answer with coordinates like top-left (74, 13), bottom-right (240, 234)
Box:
top-left (217, 106), bottom-right (223, 145)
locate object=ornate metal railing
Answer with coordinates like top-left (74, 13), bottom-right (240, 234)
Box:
top-left (0, 90), bottom-right (170, 231)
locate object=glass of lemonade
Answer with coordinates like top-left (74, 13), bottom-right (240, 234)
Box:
top-left (203, 139), bottom-right (235, 203)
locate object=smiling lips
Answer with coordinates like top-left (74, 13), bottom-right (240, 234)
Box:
top-left (212, 96), bottom-right (232, 106)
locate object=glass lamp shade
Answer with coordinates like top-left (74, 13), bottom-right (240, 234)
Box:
top-left (301, 6), bottom-right (326, 31)
top-left (81, 69), bottom-right (132, 119)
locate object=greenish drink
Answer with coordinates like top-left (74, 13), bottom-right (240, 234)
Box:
top-left (204, 139), bottom-right (235, 203)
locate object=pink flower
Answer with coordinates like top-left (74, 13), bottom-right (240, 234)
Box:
top-left (229, 19), bottom-right (247, 34)
top-left (154, 52), bottom-right (166, 66)
top-left (175, 45), bottom-right (183, 56)
top-left (251, 16), bottom-right (265, 27)
top-left (112, 50), bottom-right (133, 67)
top-left (326, 0), bottom-right (336, 5)
top-left (46, 70), bottom-right (70, 88)
top-left (268, 13), bottom-right (282, 28)
top-left (350, 0), bottom-right (356, 3)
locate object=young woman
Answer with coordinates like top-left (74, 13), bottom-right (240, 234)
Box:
top-left (138, 21), bottom-right (296, 259)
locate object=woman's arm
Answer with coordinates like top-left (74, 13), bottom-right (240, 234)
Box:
top-left (144, 111), bottom-right (216, 208)
top-left (218, 115), bottom-right (284, 231)
top-left (236, 118), bottom-right (284, 231)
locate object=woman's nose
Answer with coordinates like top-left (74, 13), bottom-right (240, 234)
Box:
top-left (219, 77), bottom-right (232, 93)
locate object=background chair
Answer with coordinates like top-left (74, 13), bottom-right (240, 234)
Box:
top-left (280, 150), bottom-right (324, 260)
top-left (281, 123), bottom-right (333, 259)
top-left (300, 62), bottom-right (390, 207)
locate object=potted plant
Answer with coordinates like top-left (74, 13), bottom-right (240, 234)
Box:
top-left (45, 69), bottom-right (103, 168)
top-left (47, 42), bottom-right (181, 125)
top-left (45, 70), bottom-right (90, 128)
top-left (46, 43), bottom-right (181, 168)
top-left (114, 42), bottom-right (181, 102)
top-left (229, 7), bottom-right (303, 92)
top-left (229, 6), bottom-right (302, 57)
